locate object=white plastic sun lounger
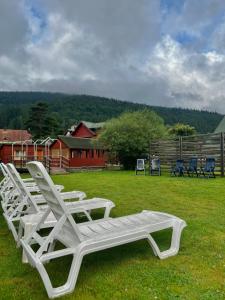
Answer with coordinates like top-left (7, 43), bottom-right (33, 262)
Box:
top-left (0, 162), bottom-right (13, 192)
top-left (0, 161), bottom-right (41, 190)
top-left (4, 163), bottom-right (115, 248)
top-left (0, 162), bottom-right (38, 205)
top-left (0, 163), bottom-right (64, 212)
top-left (0, 163), bottom-right (39, 211)
top-left (21, 161), bottom-right (187, 298)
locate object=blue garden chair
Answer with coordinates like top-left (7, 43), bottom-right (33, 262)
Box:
top-left (186, 157), bottom-right (198, 177)
top-left (171, 160), bottom-right (185, 176)
top-left (201, 157), bottom-right (216, 178)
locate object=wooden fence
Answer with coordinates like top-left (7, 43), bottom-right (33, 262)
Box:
top-left (150, 132), bottom-right (225, 176)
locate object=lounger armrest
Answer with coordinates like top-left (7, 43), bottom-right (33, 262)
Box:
top-left (56, 185), bottom-right (64, 192)
top-left (33, 191), bottom-right (86, 204)
top-left (23, 178), bottom-right (35, 182)
top-left (60, 191), bottom-right (86, 200)
top-left (65, 197), bottom-right (115, 213)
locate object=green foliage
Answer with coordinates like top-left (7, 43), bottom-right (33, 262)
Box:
top-left (0, 91), bottom-right (222, 134)
top-left (98, 110), bottom-right (166, 169)
top-left (168, 123), bottom-right (196, 136)
top-left (25, 102), bottom-right (62, 139)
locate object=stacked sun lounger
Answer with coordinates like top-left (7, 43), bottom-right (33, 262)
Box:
top-left (0, 161), bottom-right (186, 298)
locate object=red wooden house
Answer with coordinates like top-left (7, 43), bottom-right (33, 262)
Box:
top-left (50, 121), bottom-right (107, 169)
top-left (66, 121), bottom-right (104, 138)
top-left (0, 123), bottom-right (107, 171)
top-left (0, 129), bottom-right (45, 168)
top-left (0, 129), bottom-right (31, 143)
top-left (0, 143), bottom-right (45, 166)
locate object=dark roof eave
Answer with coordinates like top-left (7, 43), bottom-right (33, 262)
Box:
top-left (57, 136), bottom-right (103, 150)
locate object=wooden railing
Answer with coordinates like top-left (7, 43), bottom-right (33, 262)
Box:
top-left (49, 156), bottom-right (69, 169)
top-left (4, 155), bottom-right (69, 172)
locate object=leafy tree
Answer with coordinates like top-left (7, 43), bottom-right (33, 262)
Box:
top-left (168, 123), bottom-right (196, 136)
top-left (25, 102), bottom-right (62, 139)
top-left (97, 110), bottom-right (167, 169)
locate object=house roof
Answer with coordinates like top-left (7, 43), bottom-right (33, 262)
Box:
top-left (0, 129), bottom-right (31, 143)
top-left (81, 121), bottom-right (105, 130)
top-left (67, 121), bottom-right (105, 133)
top-left (214, 116), bottom-right (225, 133)
top-left (58, 135), bottom-right (103, 149)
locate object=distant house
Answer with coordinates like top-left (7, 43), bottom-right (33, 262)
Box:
top-left (0, 129), bottom-right (31, 143)
top-left (66, 121), bottom-right (105, 138)
top-left (214, 116), bottom-right (225, 133)
top-left (50, 121), bottom-right (107, 169)
top-left (0, 123), bottom-right (107, 171)
top-left (0, 129), bottom-right (46, 167)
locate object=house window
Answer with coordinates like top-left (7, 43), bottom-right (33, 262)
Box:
top-left (86, 150), bottom-right (89, 158)
top-left (14, 150), bottom-right (25, 159)
top-left (90, 149), bottom-right (94, 158)
top-left (72, 150), bottom-right (82, 158)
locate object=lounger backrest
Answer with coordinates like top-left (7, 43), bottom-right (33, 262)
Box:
top-left (0, 163), bottom-right (10, 190)
top-left (136, 159), bottom-right (145, 170)
top-left (26, 161), bottom-right (83, 243)
top-left (3, 163), bottom-right (22, 193)
top-left (0, 163), bottom-right (8, 177)
top-left (7, 163), bottom-right (39, 213)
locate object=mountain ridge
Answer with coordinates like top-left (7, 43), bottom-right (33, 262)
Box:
top-left (0, 91), bottom-right (222, 134)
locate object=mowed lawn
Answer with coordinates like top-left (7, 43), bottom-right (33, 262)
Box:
top-left (0, 171), bottom-right (225, 300)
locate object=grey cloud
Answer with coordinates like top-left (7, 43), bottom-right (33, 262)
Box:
top-left (0, 0), bottom-right (28, 55)
top-left (39, 0), bottom-right (161, 58)
top-left (1, 1), bottom-right (225, 113)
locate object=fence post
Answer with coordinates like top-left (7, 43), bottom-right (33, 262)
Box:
top-left (179, 136), bottom-right (183, 160)
top-left (220, 132), bottom-right (224, 177)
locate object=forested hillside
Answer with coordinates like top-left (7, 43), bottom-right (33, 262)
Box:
top-left (0, 91), bottom-right (222, 134)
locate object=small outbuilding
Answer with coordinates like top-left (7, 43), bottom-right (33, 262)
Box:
top-left (50, 135), bottom-right (106, 169)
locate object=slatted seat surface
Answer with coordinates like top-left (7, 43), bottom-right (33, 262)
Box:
top-left (78, 211), bottom-right (173, 240)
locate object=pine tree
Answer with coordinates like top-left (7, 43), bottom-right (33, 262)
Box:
top-left (25, 102), bottom-right (61, 139)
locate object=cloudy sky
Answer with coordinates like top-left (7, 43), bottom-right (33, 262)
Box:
top-left (1, 0), bottom-right (225, 112)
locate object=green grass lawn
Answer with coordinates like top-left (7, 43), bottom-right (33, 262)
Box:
top-left (1, 171), bottom-right (225, 300)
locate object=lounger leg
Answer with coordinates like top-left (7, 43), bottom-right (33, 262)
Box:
top-left (104, 205), bottom-right (113, 218)
top-left (17, 221), bottom-right (24, 247)
top-left (5, 216), bottom-right (19, 242)
top-left (22, 223), bottom-right (34, 263)
top-left (36, 250), bottom-right (83, 298)
top-left (147, 220), bottom-right (186, 260)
